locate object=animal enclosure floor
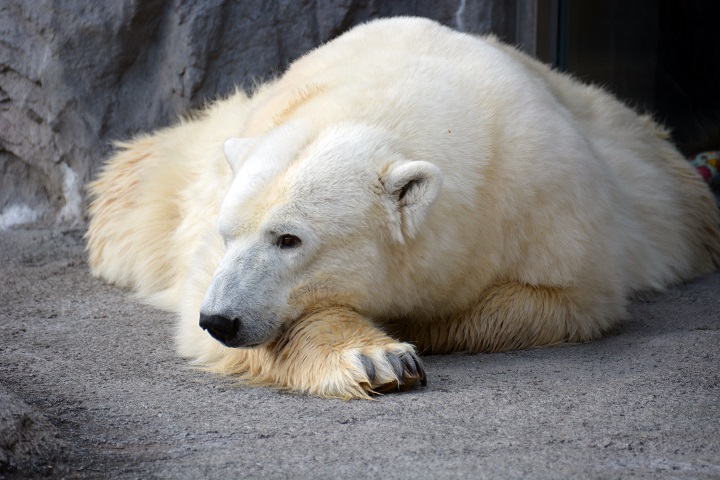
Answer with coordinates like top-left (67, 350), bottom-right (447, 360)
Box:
top-left (1, 229), bottom-right (719, 479)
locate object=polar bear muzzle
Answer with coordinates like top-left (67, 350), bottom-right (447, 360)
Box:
top-left (198, 303), bottom-right (285, 349)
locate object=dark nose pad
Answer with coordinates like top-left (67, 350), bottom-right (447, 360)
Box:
top-left (199, 313), bottom-right (240, 344)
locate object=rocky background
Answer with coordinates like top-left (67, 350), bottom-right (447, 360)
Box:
top-left (0, 0), bottom-right (536, 229)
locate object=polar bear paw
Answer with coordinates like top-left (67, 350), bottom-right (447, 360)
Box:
top-left (340, 343), bottom-right (427, 398)
top-left (206, 310), bottom-right (429, 399)
top-left (278, 338), bottom-right (429, 399)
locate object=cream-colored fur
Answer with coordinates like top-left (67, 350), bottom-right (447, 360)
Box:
top-left (86, 17), bottom-right (720, 399)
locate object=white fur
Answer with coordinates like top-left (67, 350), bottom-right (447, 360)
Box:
top-left (87, 17), bottom-right (719, 367)
top-left (223, 137), bottom-right (254, 174)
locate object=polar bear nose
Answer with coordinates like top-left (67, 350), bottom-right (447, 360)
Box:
top-left (199, 313), bottom-right (240, 345)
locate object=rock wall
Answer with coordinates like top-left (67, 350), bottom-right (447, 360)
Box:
top-left (0, 0), bottom-right (531, 228)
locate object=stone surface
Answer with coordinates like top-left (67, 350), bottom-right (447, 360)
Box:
top-left (0, 228), bottom-right (718, 478)
top-left (0, 0), bottom-right (526, 229)
top-left (0, 387), bottom-right (67, 476)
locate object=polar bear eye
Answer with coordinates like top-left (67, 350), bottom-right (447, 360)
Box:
top-left (277, 234), bottom-right (301, 249)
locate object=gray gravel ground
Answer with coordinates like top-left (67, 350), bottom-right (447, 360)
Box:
top-left (0, 228), bottom-right (718, 479)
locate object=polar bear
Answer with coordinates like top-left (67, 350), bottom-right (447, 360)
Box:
top-left (86, 17), bottom-right (720, 399)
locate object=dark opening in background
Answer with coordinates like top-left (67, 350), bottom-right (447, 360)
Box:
top-left (556, 0), bottom-right (720, 157)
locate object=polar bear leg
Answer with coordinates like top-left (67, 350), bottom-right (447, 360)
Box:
top-left (408, 282), bottom-right (618, 354)
top-left (209, 307), bottom-right (426, 399)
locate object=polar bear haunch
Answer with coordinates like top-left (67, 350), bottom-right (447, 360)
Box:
top-left (86, 17), bottom-right (720, 399)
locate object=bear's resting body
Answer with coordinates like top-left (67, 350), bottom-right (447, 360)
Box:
top-left (87, 17), bottom-right (720, 398)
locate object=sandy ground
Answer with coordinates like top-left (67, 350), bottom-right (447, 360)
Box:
top-left (0, 228), bottom-right (718, 479)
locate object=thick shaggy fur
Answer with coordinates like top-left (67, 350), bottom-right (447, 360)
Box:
top-left (87, 18), bottom-right (720, 399)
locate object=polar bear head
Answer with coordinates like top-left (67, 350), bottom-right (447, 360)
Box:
top-left (199, 123), bottom-right (442, 347)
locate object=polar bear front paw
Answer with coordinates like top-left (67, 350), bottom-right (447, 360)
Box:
top-left (205, 309), bottom-right (428, 399)
top-left (299, 339), bottom-right (428, 399)
top-left (270, 309), bottom-right (428, 399)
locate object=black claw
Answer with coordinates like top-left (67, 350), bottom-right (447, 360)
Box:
top-left (386, 353), bottom-right (405, 384)
top-left (359, 354), bottom-right (376, 384)
top-left (415, 356), bottom-right (428, 386)
top-left (399, 352), bottom-right (418, 376)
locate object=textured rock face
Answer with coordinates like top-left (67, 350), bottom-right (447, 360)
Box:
top-left (0, 0), bottom-right (524, 228)
top-left (0, 387), bottom-right (66, 475)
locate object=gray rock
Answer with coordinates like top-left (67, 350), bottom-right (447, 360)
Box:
top-left (0, 0), bottom-right (526, 228)
top-left (0, 387), bottom-right (67, 476)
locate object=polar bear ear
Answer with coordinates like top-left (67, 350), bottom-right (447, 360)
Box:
top-left (223, 137), bottom-right (254, 174)
top-left (382, 161), bottom-right (443, 242)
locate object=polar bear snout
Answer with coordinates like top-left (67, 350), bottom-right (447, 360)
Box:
top-left (199, 313), bottom-right (243, 347)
